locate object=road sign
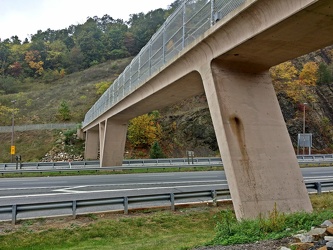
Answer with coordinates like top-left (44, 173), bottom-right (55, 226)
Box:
top-left (297, 133), bottom-right (312, 155)
top-left (10, 146), bottom-right (15, 155)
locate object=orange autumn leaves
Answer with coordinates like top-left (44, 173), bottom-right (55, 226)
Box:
top-left (270, 61), bottom-right (319, 103)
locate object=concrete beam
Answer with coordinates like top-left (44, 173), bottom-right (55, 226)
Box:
top-left (201, 59), bottom-right (312, 219)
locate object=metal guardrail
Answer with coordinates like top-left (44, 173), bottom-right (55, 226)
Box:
top-left (1, 155), bottom-right (333, 174)
top-left (1, 189), bottom-right (230, 224)
top-left (297, 154), bottom-right (333, 161)
top-left (82, 0), bottom-right (246, 128)
top-left (305, 181), bottom-right (333, 194)
top-left (1, 180), bottom-right (332, 224)
top-left (0, 160), bottom-right (100, 169)
top-left (0, 158), bottom-right (223, 173)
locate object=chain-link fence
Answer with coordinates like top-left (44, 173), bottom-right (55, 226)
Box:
top-left (82, 0), bottom-right (246, 128)
top-left (0, 123), bottom-right (78, 133)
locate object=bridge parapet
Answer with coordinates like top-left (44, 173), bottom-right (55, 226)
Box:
top-left (82, 0), bottom-right (246, 128)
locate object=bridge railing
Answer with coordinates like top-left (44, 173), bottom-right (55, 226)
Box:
top-left (82, 0), bottom-right (246, 128)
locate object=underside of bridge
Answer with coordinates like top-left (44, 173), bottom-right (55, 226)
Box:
top-left (83, 0), bottom-right (333, 219)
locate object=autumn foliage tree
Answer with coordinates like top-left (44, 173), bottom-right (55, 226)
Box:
top-left (0, 5), bottom-right (171, 79)
top-left (127, 113), bottom-right (162, 147)
top-left (299, 62), bottom-right (318, 86)
top-left (271, 61), bottom-right (319, 103)
top-left (25, 50), bottom-right (44, 76)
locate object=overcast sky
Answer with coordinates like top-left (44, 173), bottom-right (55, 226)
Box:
top-left (0, 0), bottom-right (174, 41)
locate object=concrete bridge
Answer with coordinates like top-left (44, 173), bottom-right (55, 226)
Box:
top-left (81, 0), bottom-right (333, 219)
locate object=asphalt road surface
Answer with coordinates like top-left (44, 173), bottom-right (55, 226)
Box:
top-left (0, 167), bottom-right (332, 221)
top-left (1, 167), bottom-right (333, 204)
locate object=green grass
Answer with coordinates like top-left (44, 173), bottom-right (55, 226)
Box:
top-left (211, 207), bottom-right (332, 246)
top-left (0, 193), bottom-right (332, 250)
top-left (0, 208), bottom-right (220, 250)
top-left (0, 131), bottom-right (56, 163)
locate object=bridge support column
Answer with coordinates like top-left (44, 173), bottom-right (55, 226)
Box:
top-left (201, 60), bottom-right (312, 219)
top-left (84, 129), bottom-right (99, 160)
top-left (99, 118), bottom-right (128, 167)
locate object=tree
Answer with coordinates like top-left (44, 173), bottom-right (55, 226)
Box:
top-left (24, 50), bottom-right (44, 76)
top-left (149, 141), bottom-right (165, 158)
top-left (58, 101), bottom-right (71, 121)
top-left (317, 63), bottom-right (332, 85)
top-left (10, 36), bottom-right (21, 45)
top-left (75, 18), bottom-right (105, 67)
top-left (7, 62), bottom-right (23, 77)
top-left (127, 113), bottom-right (162, 147)
top-left (128, 9), bottom-right (168, 54)
top-left (270, 61), bottom-right (298, 85)
top-left (45, 40), bottom-right (68, 70)
top-left (0, 43), bottom-right (10, 76)
top-left (299, 62), bottom-right (318, 86)
top-left (66, 46), bottom-right (84, 73)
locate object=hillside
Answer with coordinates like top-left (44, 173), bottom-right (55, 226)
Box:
top-left (0, 58), bottom-right (132, 125)
top-left (0, 58), bottom-right (131, 162)
top-left (1, 45), bottom-right (333, 162)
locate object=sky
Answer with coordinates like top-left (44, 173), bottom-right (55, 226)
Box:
top-left (0, 0), bottom-right (174, 41)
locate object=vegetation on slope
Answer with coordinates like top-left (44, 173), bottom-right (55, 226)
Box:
top-left (1, 0), bottom-right (333, 161)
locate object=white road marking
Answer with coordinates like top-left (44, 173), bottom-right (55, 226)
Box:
top-left (0, 180), bottom-right (226, 191)
top-left (0, 183), bottom-right (226, 199)
top-left (0, 186), bottom-right (70, 191)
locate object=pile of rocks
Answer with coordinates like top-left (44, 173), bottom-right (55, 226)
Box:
top-left (41, 152), bottom-right (84, 162)
top-left (281, 220), bottom-right (333, 250)
top-left (40, 131), bottom-right (85, 162)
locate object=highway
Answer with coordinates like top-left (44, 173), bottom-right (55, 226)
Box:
top-left (1, 167), bottom-right (332, 206)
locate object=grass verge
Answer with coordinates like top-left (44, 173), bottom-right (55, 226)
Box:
top-left (0, 193), bottom-right (332, 250)
top-left (0, 207), bottom-right (222, 250)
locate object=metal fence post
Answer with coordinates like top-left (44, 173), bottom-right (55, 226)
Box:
top-left (72, 200), bottom-right (77, 219)
top-left (315, 182), bottom-right (322, 194)
top-left (12, 205), bottom-right (17, 225)
top-left (170, 193), bottom-right (175, 211)
top-left (124, 197), bottom-right (129, 215)
top-left (211, 190), bottom-right (217, 206)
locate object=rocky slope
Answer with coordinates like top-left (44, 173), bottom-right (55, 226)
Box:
top-left (156, 46), bottom-right (333, 158)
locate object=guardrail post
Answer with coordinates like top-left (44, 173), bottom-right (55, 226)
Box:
top-left (211, 190), bottom-right (217, 206)
top-left (12, 205), bottom-right (17, 225)
top-left (124, 197), bottom-right (129, 215)
top-left (170, 193), bottom-right (175, 211)
top-left (72, 200), bottom-right (77, 219)
top-left (315, 182), bottom-right (322, 194)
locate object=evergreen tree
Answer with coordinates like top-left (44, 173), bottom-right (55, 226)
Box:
top-left (58, 100), bottom-right (71, 121)
top-left (149, 141), bottom-right (165, 159)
